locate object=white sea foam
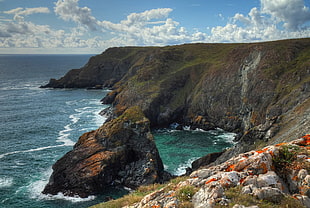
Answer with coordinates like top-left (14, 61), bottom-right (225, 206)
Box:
top-left (92, 110), bottom-right (107, 127)
top-left (69, 114), bottom-right (79, 124)
top-left (173, 158), bottom-right (197, 176)
top-left (56, 124), bottom-right (75, 146)
top-left (0, 145), bottom-right (67, 159)
top-left (182, 126), bottom-right (191, 131)
top-left (217, 132), bottom-right (237, 144)
top-left (27, 168), bottom-right (96, 203)
top-left (0, 177), bottom-right (13, 188)
top-left (75, 106), bottom-right (93, 113)
top-left (0, 81), bottom-right (42, 91)
top-left (42, 192), bottom-right (96, 202)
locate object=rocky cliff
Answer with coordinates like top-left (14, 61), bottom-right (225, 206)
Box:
top-left (43, 38), bottom-right (310, 147)
top-left (42, 38), bottom-right (310, 198)
top-left (42, 106), bottom-right (170, 197)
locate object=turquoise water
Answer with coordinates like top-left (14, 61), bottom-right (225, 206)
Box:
top-left (154, 128), bottom-right (235, 175)
top-left (0, 55), bottom-right (235, 208)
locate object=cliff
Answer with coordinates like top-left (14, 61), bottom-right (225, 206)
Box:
top-left (43, 38), bottom-right (310, 147)
top-left (42, 38), bottom-right (310, 199)
top-left (42, 106), bottom-right (170, 197)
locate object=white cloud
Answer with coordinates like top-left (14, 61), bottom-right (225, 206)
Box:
top-left (4, 7), bottom-right (50, 22)
top-left (54, 0), bottom-right (99, 31)
top-left (261, 0), bottom-right (310, 30)
top-left (120, 8), bottom-right (172, 26)
top-left (4, 7), bottom-right (50, 16)
top-left (98, 8), bottom-right (208, 46)
top-left (209, 0), bottom-right (310, 43)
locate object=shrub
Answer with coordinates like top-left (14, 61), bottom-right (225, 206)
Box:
top-left (175, 185), bottom-right (198, 202)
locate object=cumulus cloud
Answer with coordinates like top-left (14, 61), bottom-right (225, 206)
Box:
top-left (120, 8), bottom-right (172, 26)
top-left (210, 0), bottom-right (310, 42)
top-left (99, 8), bottom-right (208, 46)
top-left (261, 0), bottom-right (310, 30)
top-left (54, 0), bottom-right (99, 31)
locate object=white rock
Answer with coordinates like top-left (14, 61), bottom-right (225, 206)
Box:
top-left (253, 187), bottom-right (284, 203)
top-left (294, 194), bottom-right (310, 208)
top-left (298, 169), bottom-right (308, 181)
top-left (257, 171), bottom-right (281, 188)
top-left (192, 185), bottom-right (224, 208)
top-left (242, 175), bottom-right (258, 187)
top-left (241, 184), bottom-right (257, 194)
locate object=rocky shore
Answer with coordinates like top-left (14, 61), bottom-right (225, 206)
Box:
top-left (114, 135), bottom-right (310, 208)
top-left (41, 38), bottom-right (310, 202)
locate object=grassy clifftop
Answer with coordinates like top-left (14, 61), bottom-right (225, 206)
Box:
top-left (43, 38), bottom-right (310, 150)
top-left (100, 39), bottom-right (310, 148)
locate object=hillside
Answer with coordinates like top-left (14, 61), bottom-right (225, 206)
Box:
top-left (43, 38), bottom-right (310, 148)
top-left (91, 135), bottom-right (310, 208)
top-left (41, 38), bottom-right (310, 202)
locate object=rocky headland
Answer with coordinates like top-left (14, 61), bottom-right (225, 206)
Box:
top-left (42, 38), bottom-right (310, 204)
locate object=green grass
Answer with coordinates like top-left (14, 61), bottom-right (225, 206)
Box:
top-left (175, 185), bottom-right (198, 202)
top-left (215, 186), bottom-right (306, 208)
top-left (90, 176), bottom-right (190, 208)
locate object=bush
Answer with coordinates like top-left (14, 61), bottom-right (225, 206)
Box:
top-left (175, 185), bottom-right (198, 202)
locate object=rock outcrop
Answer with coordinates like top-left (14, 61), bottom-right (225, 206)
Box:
top-left (124, 135), bottom-right (310, 208)
top-left (42, 106), bottom-right (170, 197)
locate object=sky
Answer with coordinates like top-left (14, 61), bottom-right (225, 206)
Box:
top-left (0, 0), bottom-right (310, 54)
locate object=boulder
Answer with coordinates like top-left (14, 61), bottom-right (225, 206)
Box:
top-left (42, 106), bottom-right (170, 197)
top-left (191, 151), bottom-right (224, 171)
top-left (253, 187), bottom-right (284, 203)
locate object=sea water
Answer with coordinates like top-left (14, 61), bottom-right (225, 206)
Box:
top-left (0, 55), bottom-right (235, 208)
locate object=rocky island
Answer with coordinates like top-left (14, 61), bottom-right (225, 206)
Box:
top-left (41, 38), bottom-right (310, 207)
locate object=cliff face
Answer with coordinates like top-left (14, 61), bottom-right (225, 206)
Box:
top-left (45, 39), bottom-right (310, 145)
top-left (43, 106), bottom-right (170, 197)
top-left (42, 38), bottom-right (310, 198)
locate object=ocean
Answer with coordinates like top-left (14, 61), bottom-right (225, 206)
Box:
top-left (0, 54), bottom-right (235, 208)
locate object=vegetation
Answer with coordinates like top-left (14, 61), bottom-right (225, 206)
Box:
top-left (90, 176), bottom-right (190, 208)
top-left (175, 185), bottom-right (198, 202)
top-left (216, 186), bottom-right (306, 208)
top-left (272, 144), bottom-right (310, 176)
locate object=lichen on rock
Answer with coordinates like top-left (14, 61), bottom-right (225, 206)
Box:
top-left (122, 135), bottom-right (310, 208)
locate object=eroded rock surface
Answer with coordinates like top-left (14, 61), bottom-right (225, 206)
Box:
top-left (128, 135), bottom-right (310, 208)
top-left (43, 39), bottom-right (310, 155)
top-left (42, 106), bottom-right (170, 197)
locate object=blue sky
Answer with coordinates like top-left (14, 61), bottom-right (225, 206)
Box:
top-left (0, 0), bottom-right (310, 54)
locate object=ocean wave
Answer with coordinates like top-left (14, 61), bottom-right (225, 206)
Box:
top-left (27, 168), bottom-right (96, 203)
top-left (0, 177), bottom-right (13, 188)
top-left (41, 192), bottom-right (96, 203)
top-left (92, 110), bottom-right (107, 127)
top-left (56, 124), bottom-right (75, 146)
top-left (0, 83), bottom-right (39, 91)
top-left (0, 145), bottom-right (67, 159)
top-left (216, 132), bottom-right (237, 144)
top-left (173, 158), bottom-right (197, 176)
top-left (69, 114), bottom-right (79, 124)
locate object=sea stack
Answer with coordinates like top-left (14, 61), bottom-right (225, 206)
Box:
top-left (43, 106), bottom-right (170, 197)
